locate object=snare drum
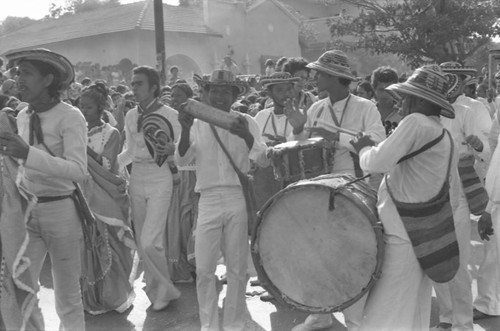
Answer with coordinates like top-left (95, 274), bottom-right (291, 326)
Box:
top-left (268, 137), bottom-right (333, 184)
top-left (251, 174), bottom-right (384, 313)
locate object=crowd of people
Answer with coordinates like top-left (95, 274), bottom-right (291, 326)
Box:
top-left (1, 46), bottom-right (500, 331)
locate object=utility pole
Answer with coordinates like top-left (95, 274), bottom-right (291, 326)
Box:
top-left (154, 0), bottom-right (166, 86)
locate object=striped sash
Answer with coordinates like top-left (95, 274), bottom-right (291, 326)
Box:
top-left (457, 155), bottom-right (488, 216)
top-left (387, 130), bottom-right (459, 283)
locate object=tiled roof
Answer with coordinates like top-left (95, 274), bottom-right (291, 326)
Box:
top-left (0, 0), bottom-right (220, 54)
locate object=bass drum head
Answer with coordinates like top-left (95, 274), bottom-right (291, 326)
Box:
top-left (252, 174), bottom-right (383, 313)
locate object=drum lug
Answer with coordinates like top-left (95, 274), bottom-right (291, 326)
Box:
top-left (329, 190), bottom-right (335, 211)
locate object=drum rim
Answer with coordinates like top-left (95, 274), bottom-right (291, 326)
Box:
top-left (251, 175), bottom-right (384, 314)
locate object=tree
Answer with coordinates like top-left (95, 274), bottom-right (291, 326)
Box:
top-left (328, 0), bottom-right (500, 68)
top-left (49, 0), bottom-right (121, 18)
top-left (0, 16), bottom-right (37, 35)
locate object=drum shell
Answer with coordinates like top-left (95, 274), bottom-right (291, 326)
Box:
top-left (251, 174), bottom-right (384, 313)
top-left (269, 138), bottom-right (333, 184)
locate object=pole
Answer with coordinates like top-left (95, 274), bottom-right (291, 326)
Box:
top-left (154, 0), bottom-right (166, 86)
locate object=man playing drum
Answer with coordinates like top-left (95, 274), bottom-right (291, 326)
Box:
top-left (288, 50), bottom-right (385, 331)
top-left (351, 66), bottom-right (462, 330)
top-left (176, 70), bottom-right (267, 331)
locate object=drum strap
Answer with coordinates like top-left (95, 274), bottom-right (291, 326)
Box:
top-left (262, 111), bottom-right (288, 144)
top-left (209, 125), bottom-right (257, 235)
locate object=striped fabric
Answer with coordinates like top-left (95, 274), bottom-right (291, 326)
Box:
top-left (386, 130), bottom-right (459, 283)
top-left (389, 183), bottom-right (459, 283)
top-left (458, 155), bottom-right (489, 215)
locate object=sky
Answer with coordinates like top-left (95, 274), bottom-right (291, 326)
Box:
top-left (1, 0), bottom-right (179, 22)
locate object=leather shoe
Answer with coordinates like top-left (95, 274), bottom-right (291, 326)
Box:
top-left (291, 314), bottom-right (333, 331)
top-left (259, 292), bottom-right (275, 302)
top-left (473, 308), bottom-right (495, 320)
top-left (152, 298), bottom-right (170, 311)
top-left (429, 322), bottom-right (451, 331)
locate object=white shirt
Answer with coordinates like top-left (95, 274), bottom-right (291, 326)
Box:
top-left (254, 107), bottom-right (293, 144)
top-left (359, 113), bottom-right (460, 239)
top-left (17, 102), bottom-right (87, 196)
top-left (441, 103), bottom-right (478, 159)
top-left (293, 94), bottom-right (385, 175)
top-left (175, 112), bottom-right (267, 192)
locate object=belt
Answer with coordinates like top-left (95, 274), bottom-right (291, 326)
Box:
top-left (37, 194), bottom-right (73, 203)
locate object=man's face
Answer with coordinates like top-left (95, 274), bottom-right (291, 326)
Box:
top-left (170, 86), bottom-right (189, 110)
top-left (208, 85), bottom-right (236, 112)
top-left (315, 71), bottom-right (336, 92)
top-left (131, 73), bottom-right (155, 103)
top-left (269, 83), bottom-right (295, 107)
top-left (16, 61), bottom-right (52, 103)
top-left (374, 81), bottom-right (394, 104)
top-left (293, 69), bottom-right (309, 92)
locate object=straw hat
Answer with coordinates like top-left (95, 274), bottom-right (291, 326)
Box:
top-left (260, 72), bottom-right (300, 88)
top-left (306, 50), bottom-right (356, 81)
top-left (194, 70), bottom-right (248, 97)
top-left (444, 73), bottom-right (464, 100)
top-left (385, 66), bottom-right (455, 119)
top-left (439, 62), bottom-right (476, 82)
top-left (5, 48), bottom-right (75, 90)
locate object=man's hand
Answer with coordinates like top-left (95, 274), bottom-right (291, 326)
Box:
top-left (464, 134), bottom-right (484, 152)
top-left (478, 212), bottom-right (494, 241)
top-left (0, 132), bottom-right (29, 160)
top-left (283, 98), bottom-right (307, 134)
top-left (178, 108), bottom-right (194, 131)
top-left (349, 134), bottom-right (376, 154)
top-left (230, 116), bottom-right (254, 150)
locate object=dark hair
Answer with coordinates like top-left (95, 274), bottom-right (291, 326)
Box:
top-left (116, 84), bottom-right (128, 94)
top-left (133, 66), bottom-right (160, 98)
top-left (172, 83), bottom-right (193, 98)
top-left (265, 59), bottom-right (275, 67)
top-left (371, 66), bottom-right (398, 89)
top-left (81, 77), bottom-right (91, 85)
top-left (21, 59), bottom-right (62, 99)
top-left (275, 57), bottom-right (288, 71)
top-left (282, 57), bottom-right (310, 76)
top-left (81, 82), bottom-right (109, 114)
top-left (357, 80), bottom-right (374, 97)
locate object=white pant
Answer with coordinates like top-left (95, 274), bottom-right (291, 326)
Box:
top-left (474, 203), bottom-right (500, 315)
top-left (433, 193), bottom-right (473, 330)
top-left (25, 198), bottom-right (85, 331)
top-left (359, 235), bottom-right (432, 331)
top-left (130, 162), bottom-right (180, 303)
top-left (195, 187), bottom-right (248, 331)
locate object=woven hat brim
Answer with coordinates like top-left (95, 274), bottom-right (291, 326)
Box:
top-left (440, 68), bottom-right (476, 81)
top-left (306, 62), bottom-right (356, 81)
top-left (386, 83), bottom-right (455, 119)
top-left (261, 77), bottom-right (300, 88)
top-left (196, 81), bottom-right (249, 98)
top-left (6, 49), bottom-right (75, 90)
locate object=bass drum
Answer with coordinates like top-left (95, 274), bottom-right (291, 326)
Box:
top-left (251, 174), bottom-right (384, 313)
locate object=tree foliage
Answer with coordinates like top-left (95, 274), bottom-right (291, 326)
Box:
top-left (0, 16), bottom-right (37, 35)
top-left (329, 0), bottom-right (500, 68)
top-left (49, 0), bottom-right (121, 18)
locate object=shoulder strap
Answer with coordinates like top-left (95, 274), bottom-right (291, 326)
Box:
top-left (209, 124), bottom-right (246, 178)
top-left (397, 129), bottom-right (445, 164)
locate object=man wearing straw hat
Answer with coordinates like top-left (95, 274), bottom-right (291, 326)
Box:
top-left (440, 62), bottom-right (492, 183)
top-left (286, 50), bottom-right (385, 179)
top-left (351, 65), bottom-right (462, 330)
top-left (1, 48), bottom-right (87, 330)
top-left (289, 50), bottom-right (385, 331)
top-left (176, 69), bottom-right (267, 331)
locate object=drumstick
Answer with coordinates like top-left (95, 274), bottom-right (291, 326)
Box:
top-left (309, 123), bottom-right (360, 137)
